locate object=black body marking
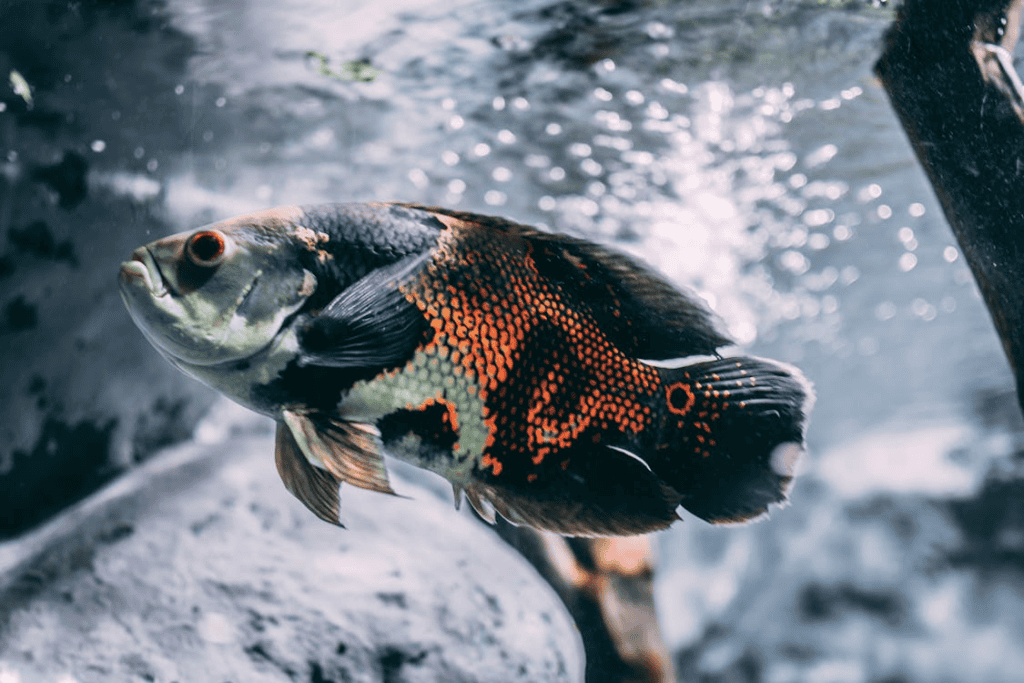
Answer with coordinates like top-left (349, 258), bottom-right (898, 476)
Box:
top-left (378, 400), bottom-right (460, 465)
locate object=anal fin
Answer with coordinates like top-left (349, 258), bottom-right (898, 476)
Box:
top-left (282, 409), bottom-right (397, 495)
top-left (275, 421), bottom-right (343, 526)
top-left (467, 447), bottom-right (683, 537)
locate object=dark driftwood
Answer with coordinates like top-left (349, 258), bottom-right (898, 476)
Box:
top-left (875, 0), bottom-right (1024, 412)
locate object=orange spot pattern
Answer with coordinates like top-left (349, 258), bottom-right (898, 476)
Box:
top-left (400, 219), bottom-right (661, 485)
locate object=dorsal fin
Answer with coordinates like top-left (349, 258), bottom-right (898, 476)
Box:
top-left (408, 204), bottom-right (732, 359)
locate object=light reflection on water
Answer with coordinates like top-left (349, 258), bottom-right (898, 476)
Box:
top-left (138, 0), bottom-right (1024, 678)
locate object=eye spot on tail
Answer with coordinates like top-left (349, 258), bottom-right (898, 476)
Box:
top-left (666, 382), bottom-right (696, 416)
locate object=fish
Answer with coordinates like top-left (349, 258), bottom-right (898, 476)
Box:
top-left (119, 202), bottom-right (814, 536)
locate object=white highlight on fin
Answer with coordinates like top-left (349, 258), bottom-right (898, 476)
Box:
top-left (770, 442), bottom-right (804, 478)
top-left (605, 445), bottom-right (653, 472)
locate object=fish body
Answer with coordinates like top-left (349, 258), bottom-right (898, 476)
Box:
top-left (120, 202), bottom-right (813, 536)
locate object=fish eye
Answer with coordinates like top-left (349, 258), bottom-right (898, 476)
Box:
top-left (186, 230), bottom-right (227, 267)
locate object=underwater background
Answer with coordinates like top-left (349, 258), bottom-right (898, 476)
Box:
top-left (2, 0), bottom-right (1024, 681)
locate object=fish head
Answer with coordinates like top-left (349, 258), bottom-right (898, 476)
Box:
top-left (119, 206), bottom-right (318, 367)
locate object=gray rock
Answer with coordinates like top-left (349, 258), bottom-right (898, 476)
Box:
top-left (0, 410), bottom-right (583, 683)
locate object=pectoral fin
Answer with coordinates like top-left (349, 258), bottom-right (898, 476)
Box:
top-left (297, 251), bottom-right (431, 369)
top-left (281, 409), bottom-right (397, 496)
top-left (274, 421), bottom-right (343, 526)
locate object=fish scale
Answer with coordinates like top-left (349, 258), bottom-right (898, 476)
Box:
top-left (397, 216), bottom-right (664, 489)
top-left (342, 344), bottom-right (488, 484)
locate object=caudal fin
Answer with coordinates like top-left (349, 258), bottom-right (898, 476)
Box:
top-left (648, 356), bottom-right (814, 524)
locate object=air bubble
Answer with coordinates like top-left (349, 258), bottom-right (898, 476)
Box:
top-left (807, 233), bottom-right (830, 250)
top-left (660, 78), bottom-right (689, 95)
top-left (780, 250), bottom-right (810, 275)
top-left (646, 102), bottom-right (669, 120)
top-left (805, 144), bottom-right (838, 167)
top-left (645, 21), bottom-right (673, 39)
top-left (649, 43), bottom-right (670, 59)
top-left (898, 253), bottom-right (918, 272)
top-left (625, 90), bottom-right (645, 105)
top-left (833, 225), bottom-right (852, 241)
top-left (569, 143), bottom-right (592, 157)
top-left (912, 298), bottom-right (936, 321)
top-left (408, 168), bottom-right (429, 188)
top-left (803, 209), bottom-right (835, 227)
top-left (580, 159), bottom-right (603, 176)
top-left (857, 184), bottom-right (883, 202)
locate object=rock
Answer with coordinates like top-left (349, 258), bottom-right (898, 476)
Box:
top-left (0, 408), bottom-right (583, 683)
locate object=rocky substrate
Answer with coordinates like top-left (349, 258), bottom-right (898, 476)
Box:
top-left (0, 409), bottom-right (583, 683)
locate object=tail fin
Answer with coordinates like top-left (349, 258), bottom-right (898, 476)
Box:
top-left (647, 356), bottom-right (814, 524)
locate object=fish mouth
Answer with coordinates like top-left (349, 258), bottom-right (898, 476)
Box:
top-left (120, 247), bottom-right (169, 298)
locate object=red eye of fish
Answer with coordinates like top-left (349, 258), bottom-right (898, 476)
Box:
top-left (186, 230), bottom-right (226, 267)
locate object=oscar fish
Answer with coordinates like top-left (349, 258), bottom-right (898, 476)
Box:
top-left (119, 202), bottom-right (813, 536)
